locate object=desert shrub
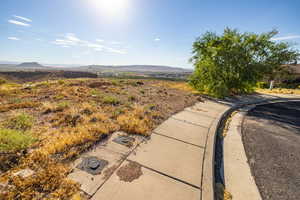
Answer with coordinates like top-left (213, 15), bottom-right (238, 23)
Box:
top-left (103, 96), bottom-right (120, 105)
top-left (90, 89), bottom-right (102, 97)
top-left (111, 79), bottom-right (121, 86)
top-left (3, 113), bottom-right (34, 131)
top-left (128, 95), bottom-right (137, 101)
top-left (2, 152), bottom-right (79, 199)
top-left (0, 102), bottom-right (39, 113)
top-left (117, 106), bottom-right (152, 136)
top-left (42, 101), bottom-right (70, 114)
top-left (0, 78), bottom-right (7, 85)
top-left (111, 108), bottom-right (125, 118)
top-left (8, 98), bottom-right (22, 104)
top-left (0, 128), bottom-right (36, 152)
top-left (189, 28), bottom-right (300, 98)
top-left (57, 101), bottom-right (70, 111)
top-left (89, 112), bottom-right (109, 122)
top-left (58, 80), bottom-right (65, 85)
top-left (80, 102), bottom-right (95, 115)
top-left (34, 81), bottom-right (51, 88)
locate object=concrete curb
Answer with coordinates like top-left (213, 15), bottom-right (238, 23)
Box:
top-left (201, 97), bottom-right (300, 200)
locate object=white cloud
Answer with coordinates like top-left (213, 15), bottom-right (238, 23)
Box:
top-left (8, 37), bottom-right (20, 41)
top-left (65, 33), bottom-right (81, 42)
top-left (13, 15), bottom-right (32, 22)
top-left (271, 35), bottom-right (300, 41)
top-left (96, 39), bottom-right (104, 43)
top-left (53, 33), bottom-right (126, 54)
top-left (106, 47), bottom-right (126, 54)
top-left (154, 38), bottom-right (160, 41)
top-left (8, 19), bottom-right (31, 27)
top-left (111, 41), bottom-right (121, 45)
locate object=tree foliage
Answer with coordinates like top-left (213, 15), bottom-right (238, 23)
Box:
top-left (189, 28), bottom-right (300, 98)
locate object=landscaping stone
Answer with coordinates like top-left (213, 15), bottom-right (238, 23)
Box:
top-left (91, 161), bottom-right (201, 200)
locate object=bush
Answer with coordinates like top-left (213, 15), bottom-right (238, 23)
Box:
top-left (3, 113), bottom-right (34, 131)
top-left (0, 78), bottom-right (7, 85)
top-left (189, 28), bottom-right (300, 98)
top-left (0, 128), bottom-right (36, 152)
top-left (256, 82), bottom-right (269, 89)
top-left (128, 95), bottom-right (137, 101)
top-left (103, 96), bottom-right (120, 105)
top-left (58, 80), bottom-right (65, 85)
top-left (57, 101), bottom-right (70, 111)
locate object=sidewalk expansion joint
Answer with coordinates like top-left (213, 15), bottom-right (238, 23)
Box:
top-left (152, 131), bottom-right (205, 149)
top-left (126, 158), bottom-right (201, 190)
top-left (185, 109), bottom-right (217, 119)
top-left (170, 117), bottom-right (210, 129)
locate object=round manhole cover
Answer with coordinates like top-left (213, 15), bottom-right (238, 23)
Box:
top-left (87, 158), bottom-right (101, 170)
top-left (76, 156), bottom-right (109, 175)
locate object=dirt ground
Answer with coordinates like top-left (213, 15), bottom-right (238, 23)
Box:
top-left (0, 77), bottom-right (200, 199)
top-left (242, 102), bottom-right (300, 200)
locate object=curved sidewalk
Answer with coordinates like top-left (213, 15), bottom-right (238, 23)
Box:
top-left (71, 93), bottom-right (300, 200)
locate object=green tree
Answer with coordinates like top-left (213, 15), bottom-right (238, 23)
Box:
top-left (189, 28), bottom-right (299, 98)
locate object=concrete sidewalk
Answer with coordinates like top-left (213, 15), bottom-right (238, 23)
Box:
top-left (89, 100), bottom-right (229, 200)
top-left (68, 93), bottom-right (300, 200)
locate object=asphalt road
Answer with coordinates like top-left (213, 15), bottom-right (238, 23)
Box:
top-left (242, 101), bottom-right (300, 200)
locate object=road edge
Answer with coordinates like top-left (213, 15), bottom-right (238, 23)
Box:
top-left (201, 96), bottom-right (300, 200)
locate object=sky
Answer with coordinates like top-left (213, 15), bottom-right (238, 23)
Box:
top-left (0, 0), bottom-right (300, 69)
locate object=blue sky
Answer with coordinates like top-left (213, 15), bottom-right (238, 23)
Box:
top-left (1, 0), bottom-right (299, 68)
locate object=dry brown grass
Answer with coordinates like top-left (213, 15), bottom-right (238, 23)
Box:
top-left (153, 81), bottom-right (198, 93)
top-left (0, 77), bottom-right (199, 199)
top-left (0, 102), bottom-right (39, 113)
top-left (1, 152), bottom-right (79, 200)
top-left (215, 183), bottom-right (233, 200)
top-left (256, 88), bottom-right (300, 95)
top-left (117, 106), bottom-right (153, 136)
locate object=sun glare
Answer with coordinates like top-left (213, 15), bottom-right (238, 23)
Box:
top-left (90, 0), bottom-right (129, 16)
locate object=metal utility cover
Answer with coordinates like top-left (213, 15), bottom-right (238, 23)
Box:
top-left (113, 135), bottom-right (135, 147)
top-left (76, 156), bottom-right (109, 175)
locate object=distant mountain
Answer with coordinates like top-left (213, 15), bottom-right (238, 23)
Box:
top-left (0, 61), bottom-right (193, 73)
top-left (0, 62), bottom-right (54, 71)
top-left (73, 65), bottom-right (193, 73)
top-left (15, 62), bottom-right (45, 68)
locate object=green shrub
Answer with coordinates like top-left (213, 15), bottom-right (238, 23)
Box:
top-left (90, 89), bottom-right (102, 97)
top-left (0, 128), bottom-right (36, 152)
top-left (111, 80), bottom-right (121, 86)
top-left (57, 101), bottom-right (70, 110)
top-left (103, 96), bottom-right (120, 105)
top-left (256, 82), bottom-right (269, 89)
top-left (58, 80), bottom-right (65, 85)
top-left (3, 113), bottom-right (34, 131)
top-left (189, 28), bottom-right (299, 98)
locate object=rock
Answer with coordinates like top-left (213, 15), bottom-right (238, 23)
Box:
top-left (13, 168), bottom-right (35, 178)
